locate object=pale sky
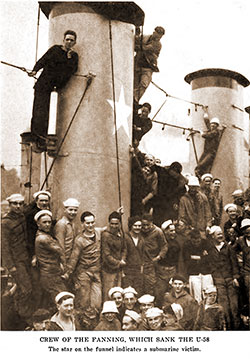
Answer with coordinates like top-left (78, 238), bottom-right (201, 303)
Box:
top-left (1, 0), bottom-right (250, 172)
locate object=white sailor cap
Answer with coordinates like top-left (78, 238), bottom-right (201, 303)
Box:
top-left (187, 176), bottom-right (200, 187)
top-left (203, 285), bottom-right (217, 294)
top-left (138, 294), bottom-right (155, 304)
top-left (224, 203), bottom-right (237, 212)
top-left (108, 287), bottom-right (124, 298)
top-left (145, 307), bottom-right (163, 318)
top-left (201, 173), bottom-right (213, 181)
top-left (241, 218), bottom-right (250, 229)
top-left (6, 193), bottom-right (24, 203)
top-left (209, 225), bottom-right (222, 235)
top-left (124, 310), bottom-right (141, 323)
top-left (63, 198), bottom-right (80, 208)
top-left (34, 210), bottom-right (52, 222)
top-left (232, 189), bottom-right (243, 197)
top-left (161, 220), bottom-right (173, 231)
top-left (171, 303), bottom-right (183, 320)
top-left (123, 286), bottom-right (138, 297)
top-left (101, 301), bottom-right (119, 314)
top-left (210, 117), bottom-right (220, 125)
top-left (55, 291), bottom-right (75, 304)
top-left (33, 190), bottom-right (51, 200)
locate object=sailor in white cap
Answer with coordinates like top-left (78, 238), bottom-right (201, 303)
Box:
top-left (138, 294), bottom-right (155, 314)
top-left (122, 310), bottom-right (141, 331)
top-left (50, 291), bottom-right (78, 331)
top-left (54, 197), bottom-right (80, 264)
top-left (94, 301), bottom-right (121, 331)
top-left (200, 173), bottom-right (216, 221)
top-left (145, 307), bottom-right (164, 330)
top-left (108, 286), bottom-right (124, 309)
top-left (33, 190), bottom-right (51, 210)
top-left (123, 286), bottom-right (138, 311)
top-left (232, 189), bottom-right (245, 217)
top-left (223, 203), bottom-right (242, 243)
top-left (194, 285), bottom-right (226, 330)
top-left (208, 225), bottom-right (240, 329)
top-left (23, 190), bottom-right (51, 264)
top-left (35, 209), bottom-right (67, 309)
top-left (195, 116), bottom-right (221, 178)
top-left (179, 176), bottom-right (212, 237)
top-left (2, 193), bottom-right (33, 322)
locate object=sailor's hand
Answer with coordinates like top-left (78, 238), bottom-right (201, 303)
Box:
top-left (233, 278), bottom-right (240, 287)
top-left (31, 255), bottom-right (37, 267)
top-left (61, 273), bottom-right (69, 280)
top-left (28, 70), bottom-right (37, 77)
top-left (117, 206), bottom-right (124, 215)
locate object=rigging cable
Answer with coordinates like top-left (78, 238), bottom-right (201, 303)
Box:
top-left (151, 80), bottom-right (207, 109)
top-left (40, 76), bottom-right (94, 190)
top-left (108, 20), bottom-right (122, 209)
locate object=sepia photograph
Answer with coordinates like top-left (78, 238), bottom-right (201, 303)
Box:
top-left (1, 0), bottom-right (250, 357)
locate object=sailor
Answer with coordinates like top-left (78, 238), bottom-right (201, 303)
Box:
top-left (178, 176), bottom-right (212, 238)
top-left (122, 310), bottom-right (141, 330)
top-left (54, 198), bottom-right (80, 264)
top-left (207, 226), bottom-right (240, 329)
top-left (195, 117), bottom-right (221, 177)
top-left (132, 102), bottom-right (152, 144)
top-left (28, 30), bottom-right (78, 150)
top-left (65, 211), bottom-right (102, 311)
top-left (101, 211), bottom-right (127, 301)
top-left (134, 26), bottom-right (165, 103)
top-left (94, 301), bottom-right (121, 331)
top-left (34, 210), bottom-right (67, 312)
top-left (1, 193), bottom-right (33, 325)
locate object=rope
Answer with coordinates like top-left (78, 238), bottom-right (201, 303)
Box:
top-left (40, 76), bottom-right (93, 190)
top-left (35, 4), bottom-right (40, 63)
top-left (28, 144), bottom-right (33, 203)
top-left (151, 99), bottom-right (168, 121)
top-left (151, 118), bottom-right (200, 134)
top-left (108, 20), bottom-right (122, 209)
top-left (44, 151), bottom-right (49, 189)
top-left (151, 80), bottom-right (207, 109)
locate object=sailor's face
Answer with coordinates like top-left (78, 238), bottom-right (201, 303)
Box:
top-left (210, 123), bottom-right (218, 131)
top-left (204, 178), bottom-right (212, 188)
top-left (140, 302), bottom-right (153, 314)
top-left (213, 228), bottom-right (224, 244)
top-left (122, 315), bottom-right (137, 331)
top-left (82, 215), bottom-right (95, 234)
top-left (38, 215), bottom-right (52, 233)
top-left (37, 195), bottom-right (50, 209)
top-left (112, 292), bottom-right (123, 308)
top-left (145, 156), bottom-right (154, 167)
top-left (244, 227), bottom-right (250, 240)
top-left (227, 207), bottom-right (237, 220)
top-left (142, 220), bottom-right (152, 233)
top-left (58, 298), bottom-right (74, 317)
top-left (9, 200), bottom-right (24, 214)
top-left (213, 180), bottom-right (221, 190)
top-left (131, 221), bottom-right (142, 235)
top-left (109, 218), bottom-right (120, 234)
top-left (141, 106), bottom-right (150, 119)
top-left (65, 206), bottom-right (78, 221)
top-left (124, 294), bottom-right (136, 310)
top-left (205, 292), bottom-right (217, 305)
top-left (104, 312), bottom-right (116, 322)
top-left (63, 34), bottom-right (76, 50)
top-left (147, 315), bottom-right (162, 330)
top-left (172, 280), bottom-right (184, 294)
